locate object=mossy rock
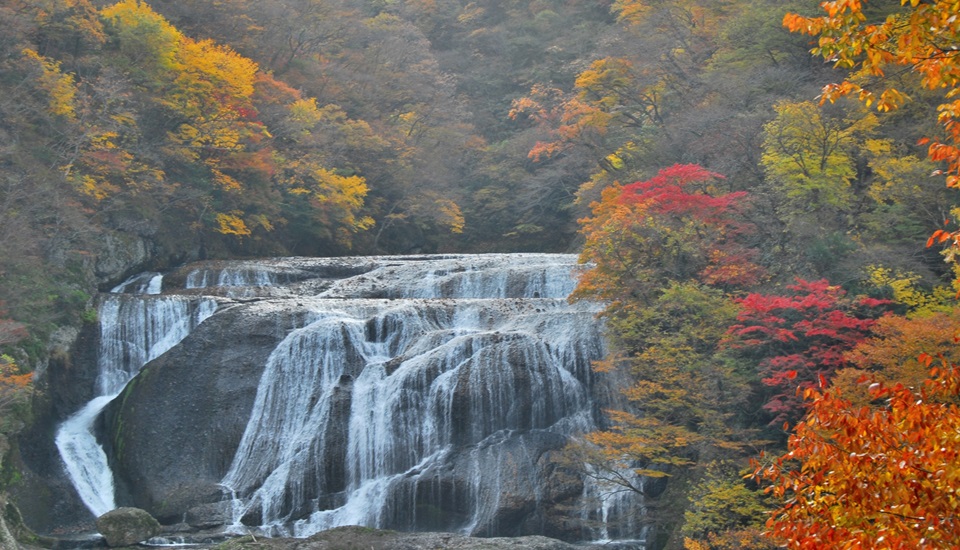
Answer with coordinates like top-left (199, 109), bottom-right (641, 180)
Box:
top-left (95, 507), bottom-right (161, 547)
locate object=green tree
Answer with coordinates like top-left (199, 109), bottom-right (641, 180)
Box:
top-left (783, 0), bottom-right (960, 254)
top-left (761, 100), bottom-right (876, 221)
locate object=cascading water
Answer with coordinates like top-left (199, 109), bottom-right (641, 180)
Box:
top-left (74, 254), bottom-right (645, 544)
top-left (206, 255), bottom-right (643, 540)
top-left (580, 466), bottom-right (648, 544)
top-left (55, 279), bottom-right (217, 518)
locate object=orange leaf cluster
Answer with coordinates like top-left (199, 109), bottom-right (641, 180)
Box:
top-left (753, 355), bottom-right (960, 548)
top-left (575, 164), bottom-right (763, 307)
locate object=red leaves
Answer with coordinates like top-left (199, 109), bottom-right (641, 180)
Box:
top-left (575, 163), bottom-right (764, 305)
top-left (726, 279), bottom-right (891, 426)
top-left (619, 165), bottom-right (748, 228)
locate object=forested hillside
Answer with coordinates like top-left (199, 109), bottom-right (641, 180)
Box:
top-left (1, 0), bottom-right (951, 341)
top-left (1, 0), bottom-right (959, 547)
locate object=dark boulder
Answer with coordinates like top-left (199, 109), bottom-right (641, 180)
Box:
top-left (95, 507), bottom-right (160, 547)
top-left (98, 301), bottom-right (293, 523)
top-left (185, 501), bottom-right (233, 530)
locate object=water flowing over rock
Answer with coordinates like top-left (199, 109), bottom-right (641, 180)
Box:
top-left (60, 254), bottom-right (646, 545)
top-left (56, 289), bottom-right (218, 518)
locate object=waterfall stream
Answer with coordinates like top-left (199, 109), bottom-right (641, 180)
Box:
top-left (56, 285), bottom-right (217, 517)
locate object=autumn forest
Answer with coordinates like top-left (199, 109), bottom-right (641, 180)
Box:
top-left (1, 0), bottom-right (960, 548)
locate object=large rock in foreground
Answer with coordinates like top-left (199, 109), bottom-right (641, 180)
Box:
top-left (96, 507), bottom-right (160, 547)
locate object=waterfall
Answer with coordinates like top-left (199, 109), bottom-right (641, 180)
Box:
top-left (183, 263), bottom-right (304, 298)
top-left (56, 288), bottom-right (217, 518)
top-left (111, 272), bottom-right (163, 295)
top-left (64, 254), bottom-right (645, 542)
top-left (580, 467), bottom-right (648, 544)
top-left (212, 254), bottom-right (643, 540)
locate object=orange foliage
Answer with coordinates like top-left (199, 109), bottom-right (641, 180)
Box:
top-left (0, 309), bottom-right (31, 415)
top-left (753, 355), bottom-right (960, 548)
top-left (0, 359), bottom-right (32, 417)
top-left (684, 527), bottom-right (775, 550)
top-left (0, 360), bottom-right (32, 394)
top-left (844, 310), bottom-right (960, 390)
top-left (510, 59), bottom-right (659, 164)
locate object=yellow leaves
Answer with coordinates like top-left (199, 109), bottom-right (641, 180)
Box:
top-left (604, 152), bottom-right (625, 171)
top-left (279, 159), bottom-right (372, 234)
top-left (761, 100), bottom-right (874, 212)
top-left (575, 58), bottom-right (636, 114)
top-left (312, 168), bottom-right (367, 209)
top-left (286, 97), bottom-right (323, 136)
top-left (435, 198), bottom-right (464, 234)
top-left (176, 38), bottom-right (258, 101)
top-left (247, 214), bottom-right (274, 232)
top-left (35, 0), bottom-right (107, 56)
top-left (21, 48), bottom-right (77, 119)
top-left (785, 0), bottom-right (960, 260)
top-left (12, 0), bottom-right (380, 253)
top-left (576, 58), bottom-right (633, 101)
top-left (211, 168), bottom-right (243, 192)
top-left (866, 266), bottom-right (956, 317)
top-left (103, 1), bottom-right (259, 165)
top-left (612, 0), bottom-right (651, 25)
top-left (215, 211), bottom-right (251, 236)
top-left (77, 174), bottom-right (117, 201)
top-left (100, 0), bottom-right (182, 75)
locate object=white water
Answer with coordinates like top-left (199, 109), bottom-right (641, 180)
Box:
top-left (56, 292), bottom-right (217, 517)
top-left (217, 255), bottom-right (633, 537)
top-left (184, 264), bottom-right (296, 297)
top-left (580, 466), bottom-right (647, 543)
top-left (111, 272), bottom-right (164, 295)
top-left (58, 254), bottom-right (645, 540)
top-left (55, 395), bottom-right (121, 516)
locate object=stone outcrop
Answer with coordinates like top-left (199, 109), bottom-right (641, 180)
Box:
top-left (93, 232), bottom-right (152, 288)
top-left (95, 507), bottom-right (160, 547)
top-left (99, 302), bottom-right (289, 522)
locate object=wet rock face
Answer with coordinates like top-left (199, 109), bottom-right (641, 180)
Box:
top-left (93, 232), bottom-right (153, 287)
top-left (99, 303), bottom-right (290, 523)
top-left (47, 322), bottom-right (100, 421)
top-left (76, 255), bottom-right (645, 542)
